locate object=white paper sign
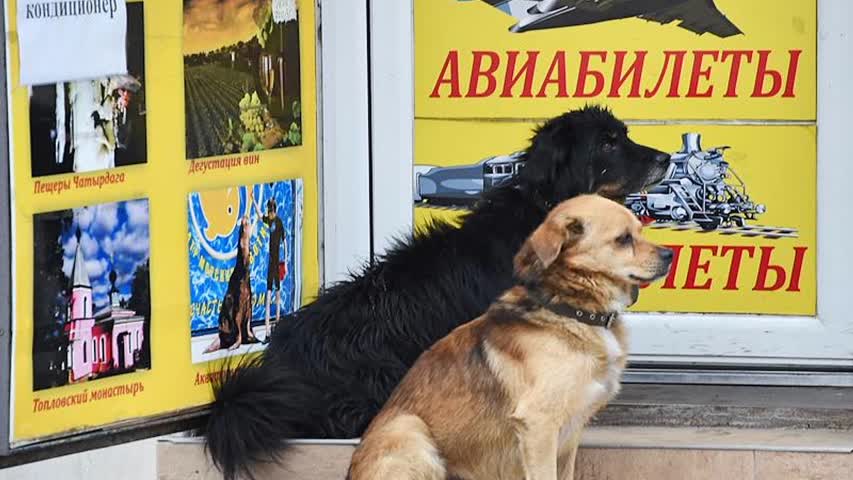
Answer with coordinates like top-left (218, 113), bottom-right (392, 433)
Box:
top-left (272, 0), bottom-right (298, 24)
top-left (17, 0), bottom-right (128, 86)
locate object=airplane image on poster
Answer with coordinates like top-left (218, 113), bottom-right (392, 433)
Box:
top-left (469, 0), bottom-right (743, 38)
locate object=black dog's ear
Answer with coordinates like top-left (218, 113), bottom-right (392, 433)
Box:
top-left (519, 115), bottom-right (590, 200)
top-left (514, 217), bottom-right (584, 283)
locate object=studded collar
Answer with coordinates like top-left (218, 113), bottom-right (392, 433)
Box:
top-left (522, 286), bottom-right (618, 329)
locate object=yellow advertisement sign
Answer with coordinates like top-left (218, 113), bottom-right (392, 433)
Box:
top-left (416, 0), bottom-right (816, 120)
top-left (8, 0), bottom-right (319, 445)
top-left (414, 0), bottom-right (817, 316)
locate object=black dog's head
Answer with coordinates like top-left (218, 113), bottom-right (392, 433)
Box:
top-left (517, 105), bottom-right (670, 205)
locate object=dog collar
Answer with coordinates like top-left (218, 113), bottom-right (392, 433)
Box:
top-left (523, 287), bottom-right (618, 329)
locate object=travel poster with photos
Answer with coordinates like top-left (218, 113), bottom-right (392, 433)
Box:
top-left (5, 0), bottom-right (319, 447)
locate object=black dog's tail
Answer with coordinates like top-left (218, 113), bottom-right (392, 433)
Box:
top-left (202, 353), bottom-right (326, 480)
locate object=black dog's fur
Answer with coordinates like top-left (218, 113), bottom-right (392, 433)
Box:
top-left (202, 105), bottom-right (671, 480)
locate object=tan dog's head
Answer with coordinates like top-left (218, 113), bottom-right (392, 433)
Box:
top-left (514, 194), bottom-right (673, 309)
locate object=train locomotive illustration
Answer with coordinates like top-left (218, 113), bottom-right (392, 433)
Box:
top-left (625, 133), bottom-right (765, 231)
top-left (414, 132), bottom-right (766, 232)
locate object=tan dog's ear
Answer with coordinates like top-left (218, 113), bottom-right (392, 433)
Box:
top-left (514, 218), bottom-right (583, 282)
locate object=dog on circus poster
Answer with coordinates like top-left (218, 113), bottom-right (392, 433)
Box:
top-left (204, 192), bottom-right (261, 353)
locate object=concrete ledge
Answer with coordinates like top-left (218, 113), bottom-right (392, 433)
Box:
top-left (8, 384), bottom-right (849, 471)
top-left (593, 385), bottom-right (853, 430)
top-left (157, 441), bottom-right (355, 480)
top-left (156, 427), bottom-right (853, 480)
top-left (580, 426), bottom-right (853, 452)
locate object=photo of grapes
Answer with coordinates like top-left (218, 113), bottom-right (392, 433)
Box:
top-left (183, 0), bottom-right (302, 160)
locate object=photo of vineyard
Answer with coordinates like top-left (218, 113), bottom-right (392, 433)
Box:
top-left (183, 0), bottom-right (302, 160)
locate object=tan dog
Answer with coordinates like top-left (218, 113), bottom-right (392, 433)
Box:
top-left (347, 194), bottom-right (673, 480)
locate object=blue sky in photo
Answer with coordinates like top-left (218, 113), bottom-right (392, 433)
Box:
top-left (60, 199), bottom-right (151, 311)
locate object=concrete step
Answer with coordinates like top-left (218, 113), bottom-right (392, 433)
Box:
top-left (156, 427), bottom-right (853, 480)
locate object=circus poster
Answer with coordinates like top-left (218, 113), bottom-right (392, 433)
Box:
top-left (187, 179), bottom-right (304, 363)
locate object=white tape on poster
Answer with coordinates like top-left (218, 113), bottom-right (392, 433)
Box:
top-left (17, 0), bottom-right (128, 86)
top-left (272, 0), bottom-right (298, 23)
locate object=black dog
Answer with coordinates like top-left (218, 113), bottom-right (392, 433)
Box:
top-left (203, 105), bottom-right (671, 480)
top-left (202, 218), bottom-right (259, 354)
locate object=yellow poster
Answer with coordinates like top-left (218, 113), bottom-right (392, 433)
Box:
top-left (414, 0), bottom-right (817, 316)
top-left (7, 0), bottom-right (319, 446)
